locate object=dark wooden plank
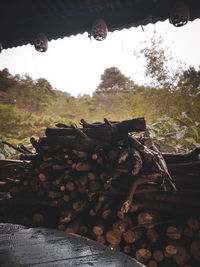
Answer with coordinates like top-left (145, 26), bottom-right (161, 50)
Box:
top-left (0, 223), bottom-right (144, 267)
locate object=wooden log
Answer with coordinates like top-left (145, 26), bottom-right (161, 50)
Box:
top-left (150, 143), bottom-right (176, 191)
top-left (123, 228), bottom-right (143, 244)
top-left (120, 173), bottom-right (161, 214)
top-left (130, 200), bottom-right (200, 214)
top-left (187, 217), bottom-right (199, 231)
top-left (148, 260), bottom-right (158, 267)
top-left (96, 235), bottom-right (106, 245)
top-left (137, 210), bottom-right (159, 228)
top-left (88, 172), bottom-right (95, 180)
top-left (166, 225), bottom-right (182, 240)
top-left (39, 161), bottom-right (52, 170)
top-left (112, 216), bottom-right (132, 236)
top-left (57, 224), bottom-right (65, 231)
top-left (33, 213), bottom-right (44, 226)
top-left (93, 222), bottom-right (104, 236)
top-left (72, 199), bottom-right (87, 212)
top-left (39, 136), bottom-right (106, 153)
top-left (59, 210), bottom-right (76, 223)
top-left (168, 161), bottom-right (200, 176)
top-left (63, 194), bottom-right (70, 203)
top-left (21, 217), bottom-right (32, 227)
top-left (45, 118), bottom-right (146, 141)
top-left (153, 249), bottom-right (164, 262)
top-left (70, 190), bottom-right (78, 200)
top-left (135, 248), bottom-right (152, 264)
top-left (106, 230), bottom-right (121, 245)
top-left (38, 173), bottom-right (48, 182)
top-left (165, 244), bottom-right (177, 256)
top-left (146, 228), bottom-right (159, 243)
top-left (79, 225), bottom-right (88, 236)
top-left (71, 150), bottom-right (88, 158)
top-left (131, 148), bottom-right (143, 176)
top-left (42, 181), bottom-right (50, 190)
top-left (134, 191), bottom-right (200, 206)
top-left (190, 240), bottom-right (200, 262)
top-left (20, 154), bottom-right (38, 160)
top-left (89, 202), bottom-right (102, 216)
top-left (75, 162), bottom-right (92, 172)
top-left (123, 245), bottom-right (131, 254)
top-left (65, 220), bottom-right (79, 234)
top-left (118, 149), bottom-right (129, 164)
top-left (101, 209), bottom-right (111, 220)
top-left (159, 259), bottom-right (177, 267)
top-left (49, 191), bottom-right (62, 199)
top-left (173, 245), bottom-right (190, 266)
top-left (65, 181), bottom-right (76, 191)
top-left (163, 148), bottom-right (200, 163)
top-left (89, 180), bottom-right (102, 191)
top-left (183, 227), bottom-right (193, 239)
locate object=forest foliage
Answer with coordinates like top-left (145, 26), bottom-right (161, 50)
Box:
top-left (0, 35), bottom-right (200, 158)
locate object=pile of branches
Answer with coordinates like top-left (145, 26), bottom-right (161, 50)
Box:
top-left (0, 117), bottom-right (200, 267)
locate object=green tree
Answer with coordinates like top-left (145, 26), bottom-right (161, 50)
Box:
top-left (177, 66), bottom-right (200, 95)
top-left (139, 33), bottom-right (184, 91)
top-left (0, 68), bottom-right (16, 91)
top-left (96, 67), bottom-right (135, 94)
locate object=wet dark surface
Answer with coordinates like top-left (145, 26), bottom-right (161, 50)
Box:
top-left (0, 223), bottom-right (144, 267)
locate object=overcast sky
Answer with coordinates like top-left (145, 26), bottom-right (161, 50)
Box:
top-left (0, 19), bottom-right (200, 96)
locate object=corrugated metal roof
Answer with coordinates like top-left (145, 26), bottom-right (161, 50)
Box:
top-left (0, 0), bottom-right (200, 49)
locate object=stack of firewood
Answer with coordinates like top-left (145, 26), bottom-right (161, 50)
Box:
top-left (0, 118), bottom-right (200, 267)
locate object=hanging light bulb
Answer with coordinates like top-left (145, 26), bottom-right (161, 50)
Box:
top-left (0, 42), bottom-right (3, 53)
top-left (91, 19), bottom-right (108, 41)
top-left (34, 33), bottom-right (48, 52)
top-left (169, 1), bottom-right (190, 27)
